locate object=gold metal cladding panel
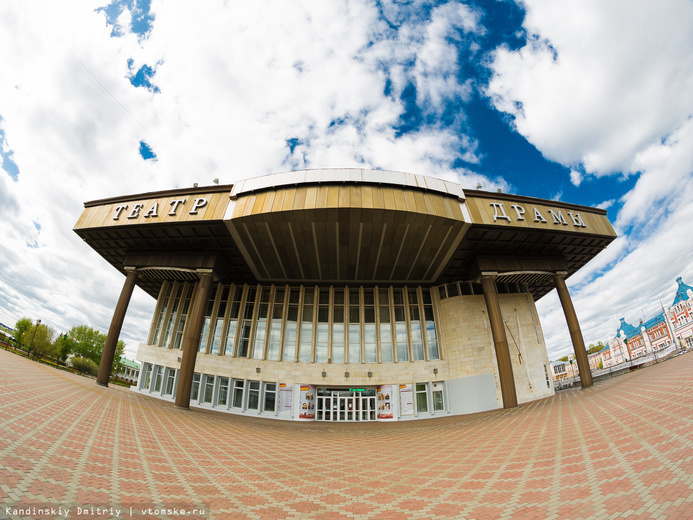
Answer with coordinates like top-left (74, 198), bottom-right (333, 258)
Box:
top-left (74, 192), bottom-right (229, 230)
top-left (231, 185), bottom-right (465, 222)
top-left (227, 185), bottom-right (466, 283)
top-left (464, 195), bottom-right (617, 237)
top-left (232, 208), bottom-right (462, 283)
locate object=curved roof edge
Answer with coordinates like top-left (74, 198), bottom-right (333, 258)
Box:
top-left (230, 168), bottom-right (465, 201)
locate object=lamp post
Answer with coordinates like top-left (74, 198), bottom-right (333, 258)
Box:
top-left (27, 319), bottom-right (41, 358)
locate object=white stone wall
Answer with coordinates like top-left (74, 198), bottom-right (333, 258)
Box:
top-left (436, 292), bottom-right (554, 407)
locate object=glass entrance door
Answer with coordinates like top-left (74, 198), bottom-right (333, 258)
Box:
top-left (316, 388), bottom-right (377, 421)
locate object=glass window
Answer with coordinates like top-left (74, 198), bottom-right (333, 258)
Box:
top-left (247, 380), bottom-right (260, 410)
top-left (379, 323), bottom-right (393, 362)
top-left (409, 289), bottom-right (424, 361)
top-left (422, 290), bottom-right (439, 360)
top-left (232, 379), bottom-right (244, 408)
top-left (203, 375), bottom-right (215, 404)
top-left (142, 363), bottom-right (153, 390)
top-left (163, 368), bottom-right (175, 396)
top-left (218, 377), bottom-right (229, 406)
top-left (316, 323), bottom-right (328, 363)
top-left (316, 289), bottom-right (329, 363)
top-left (283, 288), bottom-right (298, 361)
top-left (253, 321), bottom-right (266, 359)
top-left (198, 292), bottom-right (216, 353)
top-left (224, 286), bottom-right (242, 355)
top-left (210, 286), bottom-right (229, 355)
top-left (396, 323), bottom-right (409, 362)
top-left (252, 287), bottom-right (271, 359)
top-left (191, 373), bottom-right (201, 401)
top-left (268, 321), bottom-right (282, 361)
top-left (238, 321), bottom-right (252, 358)
top-left (299, 288), bottom-right (314, 362)
top-left (411, 322), bottom-right (424, 361)
top-left (174, 286), bottom-right (192, 350)
top-left (432, 382), bottom-right (444, 411)
top-left (459, 282), bottom-right (473, 296)
top-left (162, 285), bottom-right (184, 348)
top-left (237, 286), bottom-right (256, 357)
top-left (332, 323), bottom-right (344, 363)
top-left (394, 289), bottom-right (409, 362)
top-left (152, 284), bottom-right (173, 345)
top-left (299, 322), bottom-right (313, 362)
top-left (379, 290), bottom-right (394, 363)
top-left (332, 289), bottom-right (345, 363)
top-left (153, 366), bottom-right (163, 392)
top-left (264, 382), bottom-right (277, 412)
top-left (363, 289), bottom-right (377, 363)
top-left (348, 288), bottom-right (361, 363)
top-left (268, 288), bottom-right (284, 361)
top-left (426, 322), bottom-right (439, 360)
top-left (348, 323), bottom-right (361, 363)
top-left (284, 321), bottom-right (297, 361)
top-left (416, 383), bottom-right (428, 413)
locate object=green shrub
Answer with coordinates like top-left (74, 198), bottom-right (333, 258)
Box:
top-left (71, 356), bottom-right (99, 376)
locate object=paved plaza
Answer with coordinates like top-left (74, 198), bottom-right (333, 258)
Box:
top-left (0, 349), bottom-right (691, 520)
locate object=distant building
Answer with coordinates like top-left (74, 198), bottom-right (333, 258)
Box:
top-left (550, 350), bottom-right (601, 384)
top-left (117, 358), bottom-right (141, 383)
top-left (603, 277), bottom-right (693, 367)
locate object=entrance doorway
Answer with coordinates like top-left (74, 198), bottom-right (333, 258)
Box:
top-left (316, 388), bottom-right (377, 421)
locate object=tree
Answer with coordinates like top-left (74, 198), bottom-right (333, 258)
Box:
top-left (13, 317), bottom-right (33, 346)
top-left (67, 325), bottom-right (106, 364)
top-left (54, 334), bottom-right (74, 362)
top-left (71, 356), bottom-right (98, 376)
top-left (587, 341), bottom-right (606, 355)
top-left (558, 355), bottom-right (569, 362)
top-left (29, 324), bottom-right (57, 360)
top-left (112, 340), bottom-right (127, 375)
top-left (66, 325), bottom-right (125, 375)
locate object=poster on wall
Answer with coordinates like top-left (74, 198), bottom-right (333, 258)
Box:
top-left (278, 383), bottom-right (293, 414)
top-left (377, 385), bottom-right (394, 419)
top-left (299, 385), bottom-right (316, 419)
top-left (399, 384), bottom-right (414, 416)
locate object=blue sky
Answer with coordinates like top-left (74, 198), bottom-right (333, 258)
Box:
top-left (0, 0), bottom-right (692, 360)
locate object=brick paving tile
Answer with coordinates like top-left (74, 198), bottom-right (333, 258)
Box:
top-left (1, 349), bottom-right (693, 519)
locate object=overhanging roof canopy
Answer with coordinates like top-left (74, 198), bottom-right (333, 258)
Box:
top-left (74, 169), bottom-right (617, 300)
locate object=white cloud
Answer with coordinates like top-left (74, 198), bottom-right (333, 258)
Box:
top-left (538, 123), bottom-right (693, 359)
top-left (481, 0), bottom-right (693, 360)
top-left (0, 0), bottom-right (485, 357)
top-left (569, 169), bottom-right (582, 186)
top-left (487, 0), bottom-right (693, 175)
top-left (1, 0), bottom-right (690, 372)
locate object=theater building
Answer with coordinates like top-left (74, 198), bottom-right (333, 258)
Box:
top-left (74, 169), bottom-right (616, 422)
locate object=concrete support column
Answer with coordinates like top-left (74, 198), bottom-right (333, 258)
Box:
top-left (175, 271), bottom-right (214, 409)
top-left (481, 274), bottom-right (518, 409)
top-left (554, 273), bottom-right (593, 388)
top-left (97, 268), bottom-right (138, 387)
